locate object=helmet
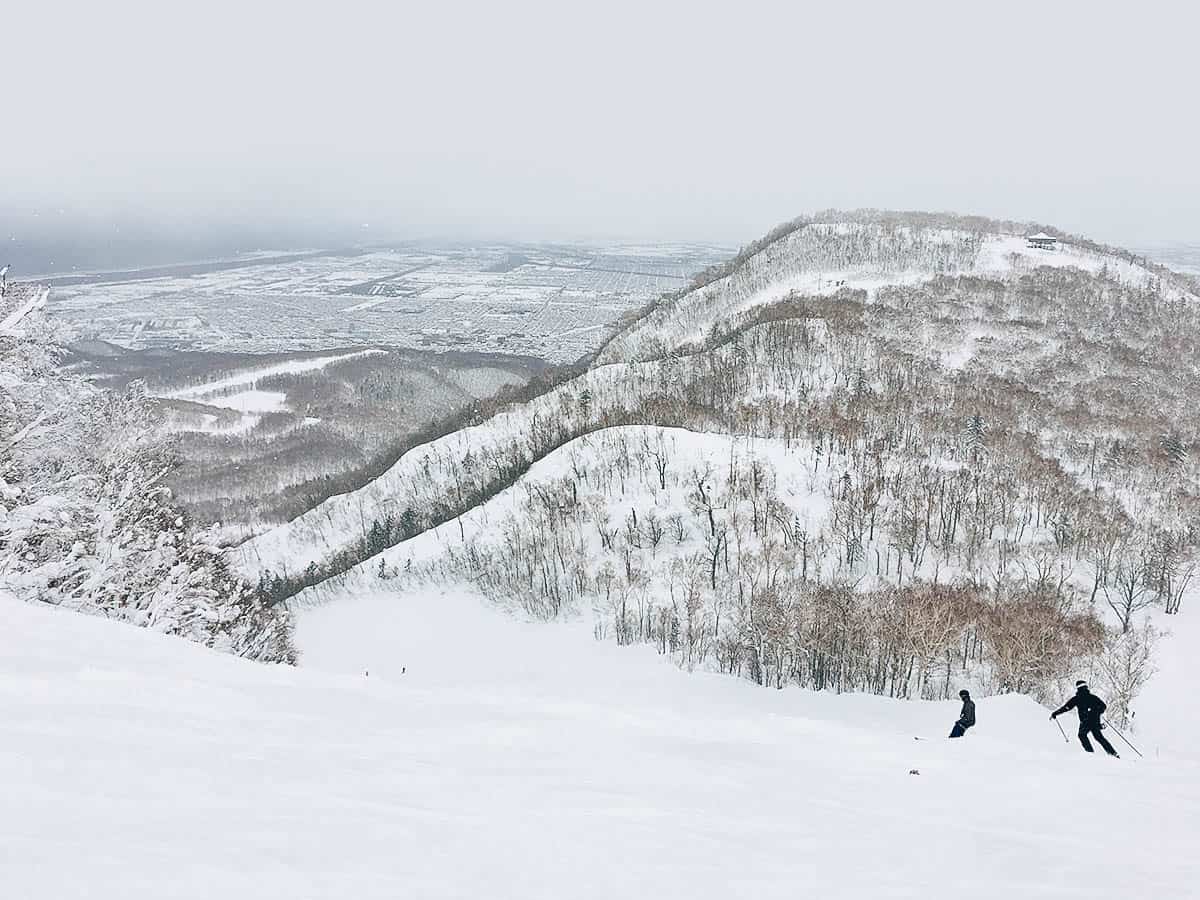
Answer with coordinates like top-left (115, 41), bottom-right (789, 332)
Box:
top-left (958, 689), bottom-right (970, 698)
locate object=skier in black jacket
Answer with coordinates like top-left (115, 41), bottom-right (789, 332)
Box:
top-left (1051, 680), bottom-right (1119, 756)
top-left (949, 689), bottom-right (975, 738)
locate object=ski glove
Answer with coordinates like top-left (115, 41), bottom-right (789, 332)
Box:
top-left (1049, 712), bottom-right (1057, 719)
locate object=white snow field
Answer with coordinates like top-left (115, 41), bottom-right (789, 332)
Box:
top-left (155, 349), bottom-right (385, 434)
top-left (3, 588), bottom-right (1198, 900)
top-left (159, 349), bottom-right (385, 403)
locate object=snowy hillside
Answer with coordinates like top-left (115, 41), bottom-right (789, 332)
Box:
top-left (238, 212), bottom-right (1200, 591)
top-left (232, 361), bottom-right (649, 577)
top-left (601, 226), bottom-right (1194, 363)
top-left (8, 210), bottom-right (1200, 897)
top-left (4, 589), bottom-right (1198, 899)
top-left (229, 213), bottom-right (1198, 725)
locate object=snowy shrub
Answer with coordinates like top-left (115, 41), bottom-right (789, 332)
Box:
top-left (1, 286), bottom-right (294, 662)
top-left (1091, 620), bottom-right (1159, 729)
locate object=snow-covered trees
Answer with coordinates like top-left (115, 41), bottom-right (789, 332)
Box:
top-left (1, 286), bottom-right (293, 661)
top-left (386, 427), bottom-right (1100, 702)
top-left (1093, 620), bottom-right (1158, 728)
top-left (259, 214), bottom-right (1200, 716)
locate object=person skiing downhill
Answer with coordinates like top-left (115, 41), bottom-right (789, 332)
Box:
top-left (949, 689), bottom-right (975, 738)
top-left (1051, 680), bottom-right (1119, 757)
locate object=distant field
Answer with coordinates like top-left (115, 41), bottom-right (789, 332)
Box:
top-left (47, 242), bottom-right (730, 364)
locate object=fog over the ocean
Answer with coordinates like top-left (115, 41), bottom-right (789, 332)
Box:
top-left (3, 0), bottom-right (1197, 254)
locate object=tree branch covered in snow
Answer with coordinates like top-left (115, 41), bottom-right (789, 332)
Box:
top-left (1, 285), bottom-right (294, 662)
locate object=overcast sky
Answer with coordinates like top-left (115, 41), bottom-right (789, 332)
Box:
top-left (3, 0), bottom-right (1197, 248)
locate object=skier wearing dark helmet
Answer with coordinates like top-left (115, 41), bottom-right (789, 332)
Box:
top-left (1051, 680), bottom-right (1119, 757)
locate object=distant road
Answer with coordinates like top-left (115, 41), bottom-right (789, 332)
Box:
top-left (39, 248), bottom-right (369, 288)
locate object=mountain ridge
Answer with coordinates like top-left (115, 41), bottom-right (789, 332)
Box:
top-left (239, 212), bottom-right (1200, 593)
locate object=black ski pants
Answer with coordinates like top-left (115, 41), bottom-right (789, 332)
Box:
top-left (949, 722), bottom-right (970, 739)
top-left (1078, 722), bottom-right (1118, 756)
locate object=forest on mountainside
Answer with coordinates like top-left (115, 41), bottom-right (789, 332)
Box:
top-left (76, 344), bottom-right (547, 529)
top-left (270, 215), bottom-right (1199, 715)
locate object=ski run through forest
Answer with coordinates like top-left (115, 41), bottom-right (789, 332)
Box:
top-left (5, 211), bottom-right (1200, 898)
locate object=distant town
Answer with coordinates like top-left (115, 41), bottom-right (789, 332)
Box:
top-left (45, 242), bottom-right (730, 364)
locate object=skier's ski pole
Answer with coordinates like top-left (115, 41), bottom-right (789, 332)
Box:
top-left (1105, 722), bottom-right (1144, 758)
top-left (1053, 717), bottom-right (1069, 743)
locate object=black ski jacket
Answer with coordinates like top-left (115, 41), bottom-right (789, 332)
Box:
top-left (957, 697), bottom-right (976, 727)
top-left (1053, 688), bottom-right (1106, 724)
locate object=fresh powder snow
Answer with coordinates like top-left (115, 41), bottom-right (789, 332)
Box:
top-left (2, 586), bottom-right (1196, 899)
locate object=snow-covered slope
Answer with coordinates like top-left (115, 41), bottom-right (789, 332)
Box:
top-left (228, 212), bottom-right (1200, 740)
top-left (231, 361), bottom-right (648, 576)
top-left (12, 213), bottom-right (1200, 898)
top-left (3, 587), bottom-right (1197, 899)
top-left (236, 217), bottom-right (1200, 588)
top-left (283, 425), bottom-right (824, 598)
top-left (601, 227), bottom-right (1195, 363)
